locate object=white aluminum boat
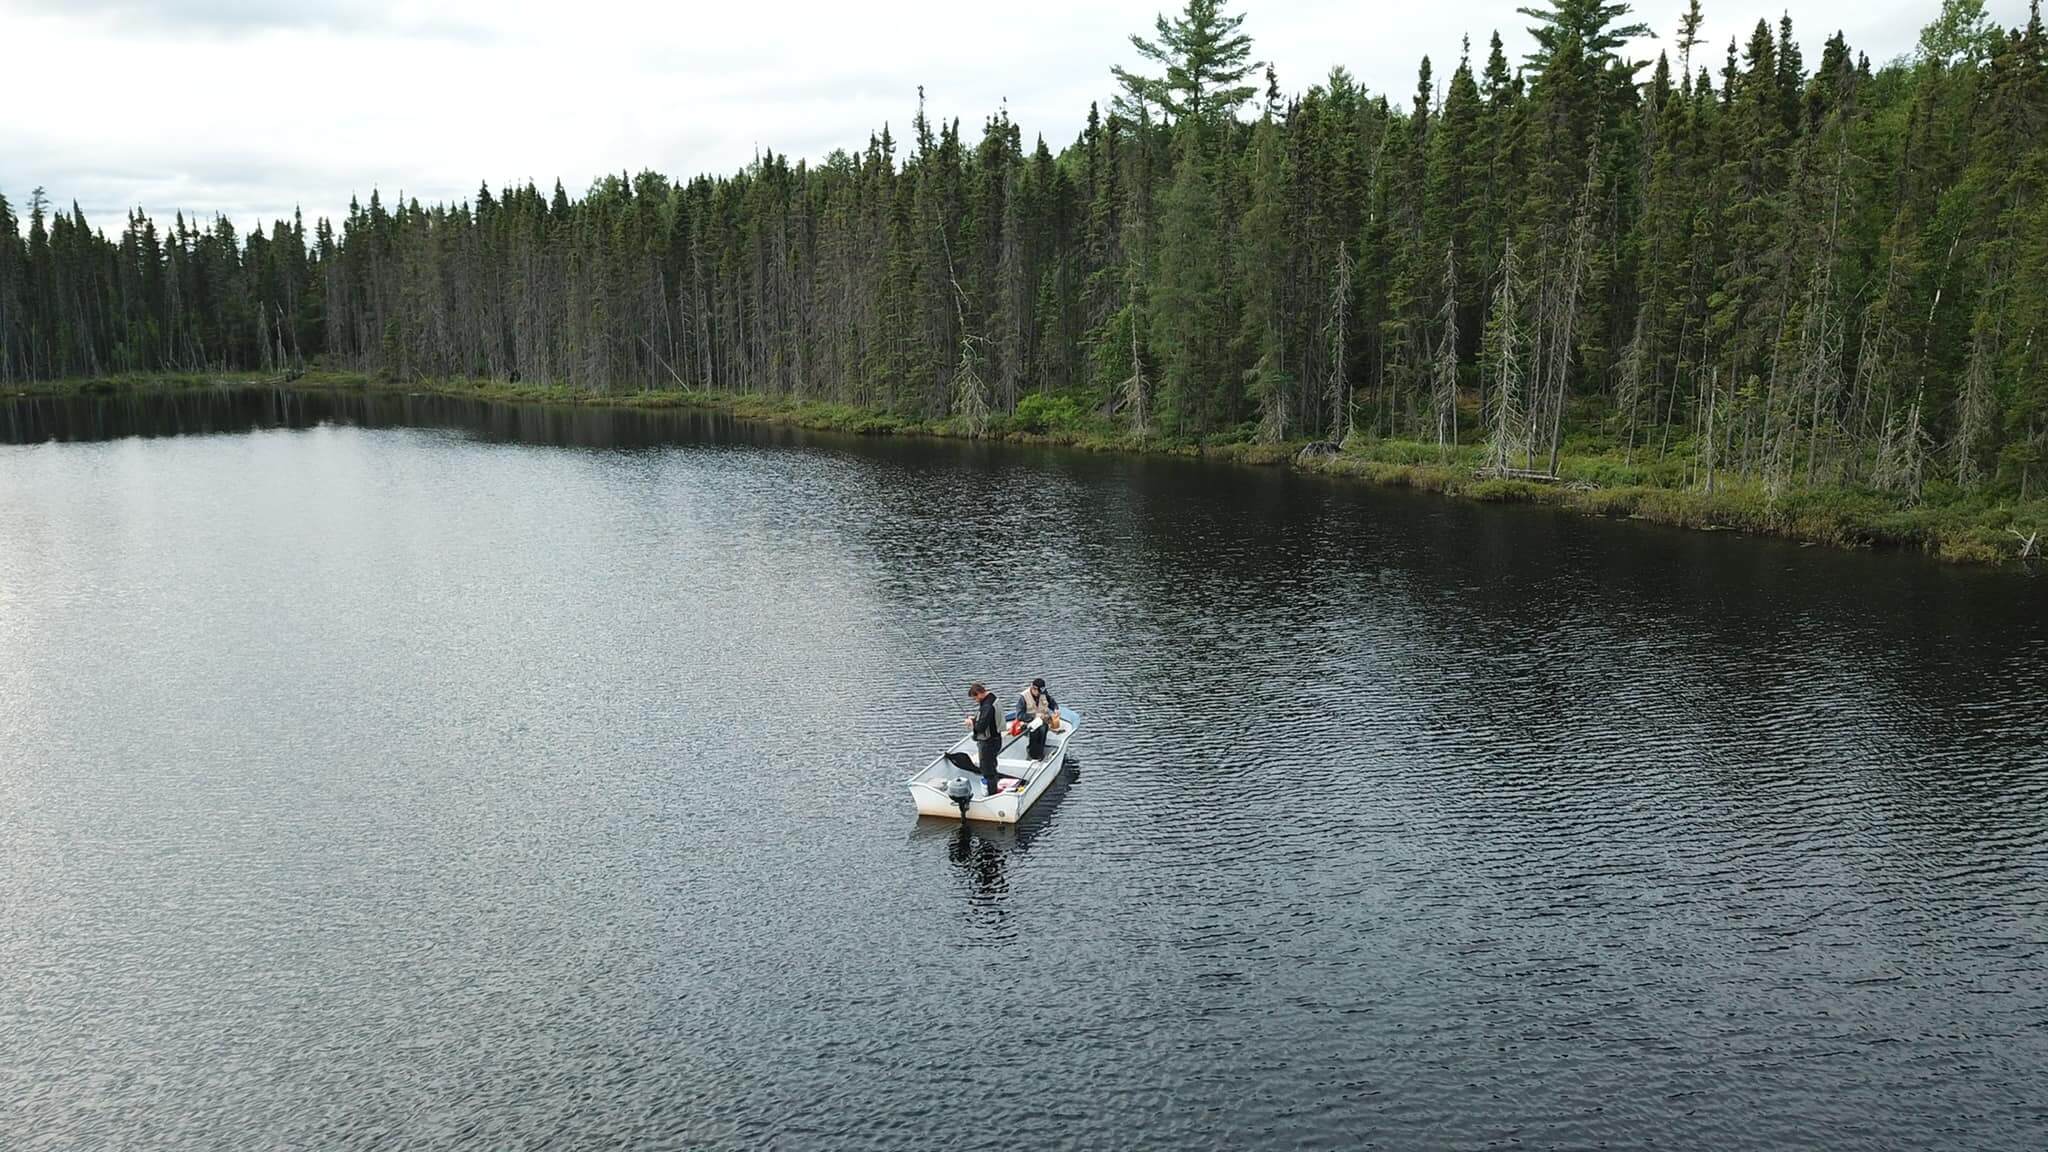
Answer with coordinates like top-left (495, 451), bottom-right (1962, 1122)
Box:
top-left (905, 708), bottom-right (1082, 824)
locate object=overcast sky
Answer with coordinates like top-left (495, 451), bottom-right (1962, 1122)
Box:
top-left (0, 0), bottom-right (2032, 234)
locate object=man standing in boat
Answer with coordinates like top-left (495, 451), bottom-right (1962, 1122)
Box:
top-left (965, 682), bottom-right (1002, 797)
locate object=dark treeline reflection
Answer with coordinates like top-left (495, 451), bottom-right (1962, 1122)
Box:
top-left (0, 387), bottom-right (813, 451)
top-left (8, 386), bottom-right (2035, 677)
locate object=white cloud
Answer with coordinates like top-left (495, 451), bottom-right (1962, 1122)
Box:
top-left (0, 0), bottom-right (2031, 234)
top-left (7, 0), bottom-right (493, 37)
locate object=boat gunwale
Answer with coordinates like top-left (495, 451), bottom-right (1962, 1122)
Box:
top-left (905, 709), bottom-right (1081, 818)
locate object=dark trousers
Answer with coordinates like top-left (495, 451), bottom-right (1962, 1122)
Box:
top-left (1026, 722), bottom-right (1049, 760)
top-left (977, 738), bottom-right (1002, 795)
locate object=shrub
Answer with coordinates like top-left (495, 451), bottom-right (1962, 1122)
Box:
top-left (1467, 478), bottom-right (1545, 503)
top-left (1010, 392), bottom-right (1088, 434)
top-left (1570, 487), bottom-right (1644, 517)
top-left (1938, 537), bottom-right (2006, 565)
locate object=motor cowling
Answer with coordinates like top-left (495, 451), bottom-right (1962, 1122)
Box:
top-left (945, 775), bottom-right (974, 818)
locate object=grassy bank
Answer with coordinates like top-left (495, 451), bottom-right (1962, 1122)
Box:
top-left (1300, 448), bottom-right (2044, 565)
top-left (12, 370), bottom-right (2043, 565)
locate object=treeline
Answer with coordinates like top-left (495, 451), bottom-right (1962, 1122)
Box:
top-left (2, 0), bottom-right (2046, 499)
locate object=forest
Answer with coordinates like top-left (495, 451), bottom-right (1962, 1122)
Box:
top-left (3, 0), bottom-right (2047, 517)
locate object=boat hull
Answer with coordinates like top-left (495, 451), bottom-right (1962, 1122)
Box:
top-left (904, 709), bottom-right (1080, 824)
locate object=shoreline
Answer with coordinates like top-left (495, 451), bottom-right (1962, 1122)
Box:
top-left (10, 370), bottom-right (2044, 567)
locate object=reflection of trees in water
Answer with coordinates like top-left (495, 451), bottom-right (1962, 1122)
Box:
top-left (771, 425), bottom-right (2048, 821)
top-left (21, 388), bottom-right (2040, 828)
top-left (4, 387), bottom-right (329, 442)
top-left (0, 388), bottom-right (840, 451)
top-left (837, 448), bottom-right (1366, 773)
top-left (808, 441), bottom-right (1109, 711)
top-left (1320, 486), bottom-right (2048, 843)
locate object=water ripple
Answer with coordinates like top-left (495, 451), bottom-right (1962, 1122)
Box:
top-left (1, 394), bottom-right (2045, 1150)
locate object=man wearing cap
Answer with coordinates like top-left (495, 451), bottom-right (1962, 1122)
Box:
top-left (1015, 677), bottom-right (1060, 760)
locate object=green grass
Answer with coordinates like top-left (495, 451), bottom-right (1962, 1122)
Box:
top-left (1286, 434), bottom-right (2046, 563)
top-left (17, 371), bottom-right (2046, 565)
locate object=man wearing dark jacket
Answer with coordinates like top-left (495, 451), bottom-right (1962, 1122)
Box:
top-left (965, 681), bottom-right (1002, 797)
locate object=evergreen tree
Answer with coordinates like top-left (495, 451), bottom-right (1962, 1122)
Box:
top-left (1518, 0), bottom-right (1652, 74)
top-left (1151, 126), bottom-right (1228, 435)
top-left (2, 0), bottom-right (2045, 506)
top-left (1113, 0), bottom-right (1262, 125)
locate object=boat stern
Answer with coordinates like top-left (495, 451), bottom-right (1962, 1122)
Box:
top-left (907, 779), bottom-right (1021, 823)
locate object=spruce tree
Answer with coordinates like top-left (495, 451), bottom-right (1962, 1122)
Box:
top-left (1113, 0), bottom-right (1262, 126)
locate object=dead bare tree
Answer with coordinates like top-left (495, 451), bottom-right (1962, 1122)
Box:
top-left (1763, 330), bottom-right (1800, 503)
top-left (1696, 367), bottom-right (1721, 494)
top-left (1798, 102), bottom-right (1855, 487)
top-left (1118, 301), bottom-right (1149, 441)
top-left (1432, 243), bottom-right (1459, 461)
top-left (946, 273), bottom-right (992, 437)
top-left (1872, 390), bottom-right (1930, 504)
top-left (1954, 294), bottom-right (2001, 489)
top-left (1852, 253), bottom-right (1905, 448)
top-left (1525, 143), bottom-right (1602, 478)
top-left (1615, 309), bottom-right (1648, 463)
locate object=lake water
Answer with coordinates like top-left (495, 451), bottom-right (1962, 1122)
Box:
top-left (3, 389), bottom-right (2045, 1149)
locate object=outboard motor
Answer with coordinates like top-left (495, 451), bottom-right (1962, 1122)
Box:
top-left (945, 775), bottom-right (974, 819)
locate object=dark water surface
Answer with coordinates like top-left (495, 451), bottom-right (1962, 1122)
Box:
top-left (3, 389), bottom-right (2045, 1150)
